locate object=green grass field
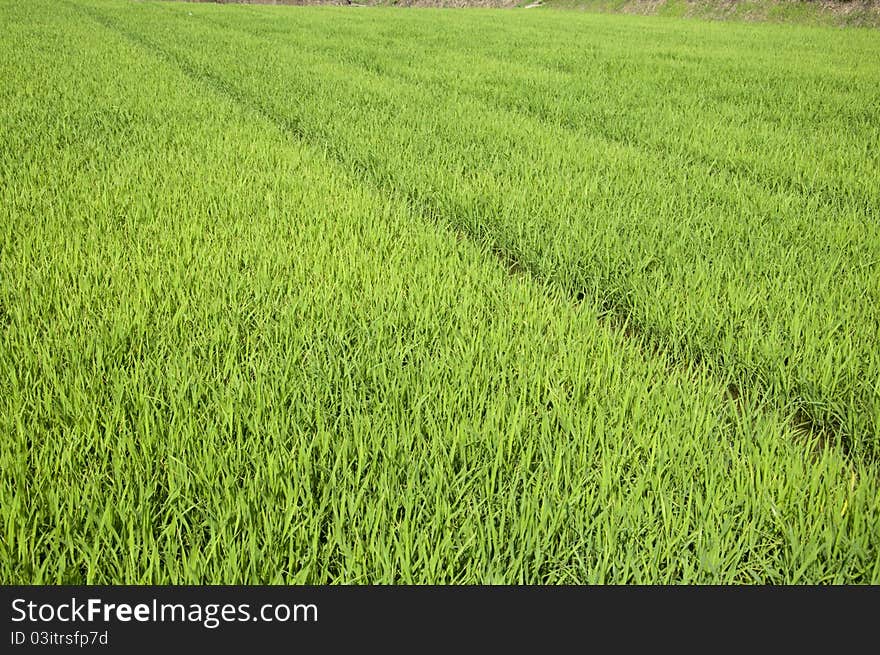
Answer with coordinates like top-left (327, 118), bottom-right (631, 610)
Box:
top-left (2, 0), bottom-right (879, 583)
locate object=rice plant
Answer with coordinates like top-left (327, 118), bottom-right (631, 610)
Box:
top-left (1, 0), bottom-right (878, 583)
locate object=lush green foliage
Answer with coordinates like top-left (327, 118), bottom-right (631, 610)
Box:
top-left (541, 0), bottom-right (880, 30)
top-left (1, 0), bottom-right (878, 583)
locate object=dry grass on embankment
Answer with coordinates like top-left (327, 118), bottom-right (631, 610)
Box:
top-left (180, 0), bottom-right (880, 28)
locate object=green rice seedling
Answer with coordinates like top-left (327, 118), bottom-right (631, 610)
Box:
top-left (1, 0), bottom-right (879, 584)
top-left (104, 0), bottom-right (880, 456)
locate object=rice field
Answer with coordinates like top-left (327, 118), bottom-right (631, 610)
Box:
top-left (1, 0), bottom-right (879, 583)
